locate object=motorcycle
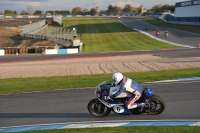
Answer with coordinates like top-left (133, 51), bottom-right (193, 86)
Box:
top-left (156, 31), bottom-right (160, 36)
top-left (88, 80), bottom-right (165, 117)
top-left (165, 32), bottom-right (168, 38)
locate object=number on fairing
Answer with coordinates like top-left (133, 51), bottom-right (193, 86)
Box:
top-left (113, 106), bottom-right (124, 113)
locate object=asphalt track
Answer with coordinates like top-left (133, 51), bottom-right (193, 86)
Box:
top-left (0, 80), bottom-right (200, 127)
top-left (0, 48), bottom-right (200, 63)
top-left (119, 18), bottom-right (200, 47)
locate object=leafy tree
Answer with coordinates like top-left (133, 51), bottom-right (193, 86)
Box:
top-left (107, 4), bottom-right (115, 14)
top-left (150, 4), bottom-right (163, 12)
top-left (132, 7), bottom-right (138, 13)
top-left (137, 7), bottom-right (141, 13)
top-left (106, 5), bottom-right (122, 14)
top-left (99, 10), bottom-right (106, 15)
top-left (61, 10), bottom-right (70, 15)
top-left (83, 8), bottom-right (89, 13)
top-left (33, 10), bottom-right (43, 15)
top-left (20, 10), bottom-right (28, 15)
top-left (115, 6), bottom-right (122, 14)
top-left (4, 10), bottom-right (17, 15)
top-left (45, 10), bottom-right (70, 15)
top-left (90, 8), bottom-right (98, 15)
top-left (14, 11), bottom-right (17, 14)
top-left (165, 5), bottom-right (175, 12)
top-left (71, 7), bottom-right (82, 15)
top-left (123, 4), bottom-right (133, 13)
top-left (148, 4), bottom-right (175, 12)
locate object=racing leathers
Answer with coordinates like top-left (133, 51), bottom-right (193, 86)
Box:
top-left (109, 76), bottom-right (144, 109)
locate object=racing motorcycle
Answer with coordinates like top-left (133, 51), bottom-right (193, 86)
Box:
top-left (88, 80), bottom-right (165, 117)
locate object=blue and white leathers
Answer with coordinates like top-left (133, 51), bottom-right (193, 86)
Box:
top-left (109, 76), bottom-right (143, 109)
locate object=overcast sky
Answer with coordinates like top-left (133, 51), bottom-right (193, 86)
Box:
top-left (0, 0), bottom-right (183, 13)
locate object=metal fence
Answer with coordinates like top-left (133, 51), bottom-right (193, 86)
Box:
top-left (18, 18), bottom-right (82, 47)
top-left (20, 19), bottom-right (46, 36)
top-left (159, 17), bottom-right (200, 26)
top-left (53, 15), bottom-right (62, 25)
top-left (36, 27), bottom-right (81, 46)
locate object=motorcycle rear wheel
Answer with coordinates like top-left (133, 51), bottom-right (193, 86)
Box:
top-left (145, 95), bottom-right (165, 115)
top-left (87, 98), bottom-right (111, 117)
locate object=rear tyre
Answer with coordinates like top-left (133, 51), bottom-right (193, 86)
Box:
top-left (87, 99), bottom-right (111, 117)
top-left (145, 95), bottom-right (165, 115)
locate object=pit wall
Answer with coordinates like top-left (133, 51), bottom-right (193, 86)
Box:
top-left (45, 48), bottom-right (79, 54)
top-left (0, 50), bottom-right (5, 56)
top-left (0, 47), bottom-right (81, 56)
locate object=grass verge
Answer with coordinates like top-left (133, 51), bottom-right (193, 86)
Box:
top-left (139, 17), bottom-right (200, 35)
top-left (61, 18), bottom-right (181, 53)
top-left (0, 68), bottom-right (200, 94)
top-left (16, 126), bottom-right (200, 133)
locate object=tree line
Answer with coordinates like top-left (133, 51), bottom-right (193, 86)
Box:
top-left (1, 4), bottom-right (175, 16)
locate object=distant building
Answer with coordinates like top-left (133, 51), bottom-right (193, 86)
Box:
top-left (141, 5), bottom-right (147, 14)
top-left (45, 12), bottom-right (52, 18)
top-left (174, 0), bottom-right (200, 22)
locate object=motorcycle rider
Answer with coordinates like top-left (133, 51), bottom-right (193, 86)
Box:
top-left (165, 30), bottom-right (168, 38)
top-left (156, 29), bottom-right (160, 36)
top-left (104, 72), bottom-right (144, 110)
top-left (145, 25), bottom-right (148, 31)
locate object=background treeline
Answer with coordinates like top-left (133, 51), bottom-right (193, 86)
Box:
top-left (1, 4), bottom-right (175, 16)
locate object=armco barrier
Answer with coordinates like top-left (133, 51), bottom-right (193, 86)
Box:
top-left (45, 48), bottom-right (79, 54)
top-left (0, 49), bottom-right (5, 56)
top-left (0, 15), bottom-right (4, 19)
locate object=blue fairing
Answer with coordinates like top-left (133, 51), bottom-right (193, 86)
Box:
top-left (145, 88), bottom-right (154, 97)
top-left (107, 101), bottom-right (120, 104)
top-left (106, 101), bottom-right (132, 115)
top-left (111, 105), bottom-right (132, 115)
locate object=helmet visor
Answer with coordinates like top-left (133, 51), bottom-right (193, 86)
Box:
top-left (112, 78), bottom-right (117, 85)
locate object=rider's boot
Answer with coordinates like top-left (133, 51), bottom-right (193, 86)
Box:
top-left (128, 103), bottom-right (145, 109)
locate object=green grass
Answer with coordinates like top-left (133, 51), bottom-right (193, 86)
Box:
top-left (139, 17), bottom-right (200, 35)
top-left (16, 126), bottom-right (200, 133)
top-left (61, 18), bottom-right (181, 53)
top-left (1, 68), bottom-right (200, 94)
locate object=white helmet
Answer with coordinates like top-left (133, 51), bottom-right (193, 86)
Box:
top-left (112, 72), bottom-right (123, 85)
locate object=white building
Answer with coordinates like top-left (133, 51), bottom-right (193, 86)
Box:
top-left (175, 0), bottom-right (200, 21)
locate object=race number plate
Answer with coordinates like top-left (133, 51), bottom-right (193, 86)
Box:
top-left (113, 106), bottom-right (125, 113)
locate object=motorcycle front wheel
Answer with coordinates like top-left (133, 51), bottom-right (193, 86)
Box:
top-left (87, 98), bottom-right (111, 117)
top-left (145, 95), bottom-right (165, 115)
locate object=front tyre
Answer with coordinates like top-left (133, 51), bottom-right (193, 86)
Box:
top-left (145, 95), bottom-right (165, 115)
top-left (87, 98), bottom-right (111, 117)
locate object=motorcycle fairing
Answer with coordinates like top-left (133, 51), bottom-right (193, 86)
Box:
top-left (97, 98), bottom-right (132, 115)
top-left (111, 105), bottom-right (132, 115)
top-left (109, 86), bottom-right (132, 98)
top-left (97, 98), bottom-right (123, 108)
